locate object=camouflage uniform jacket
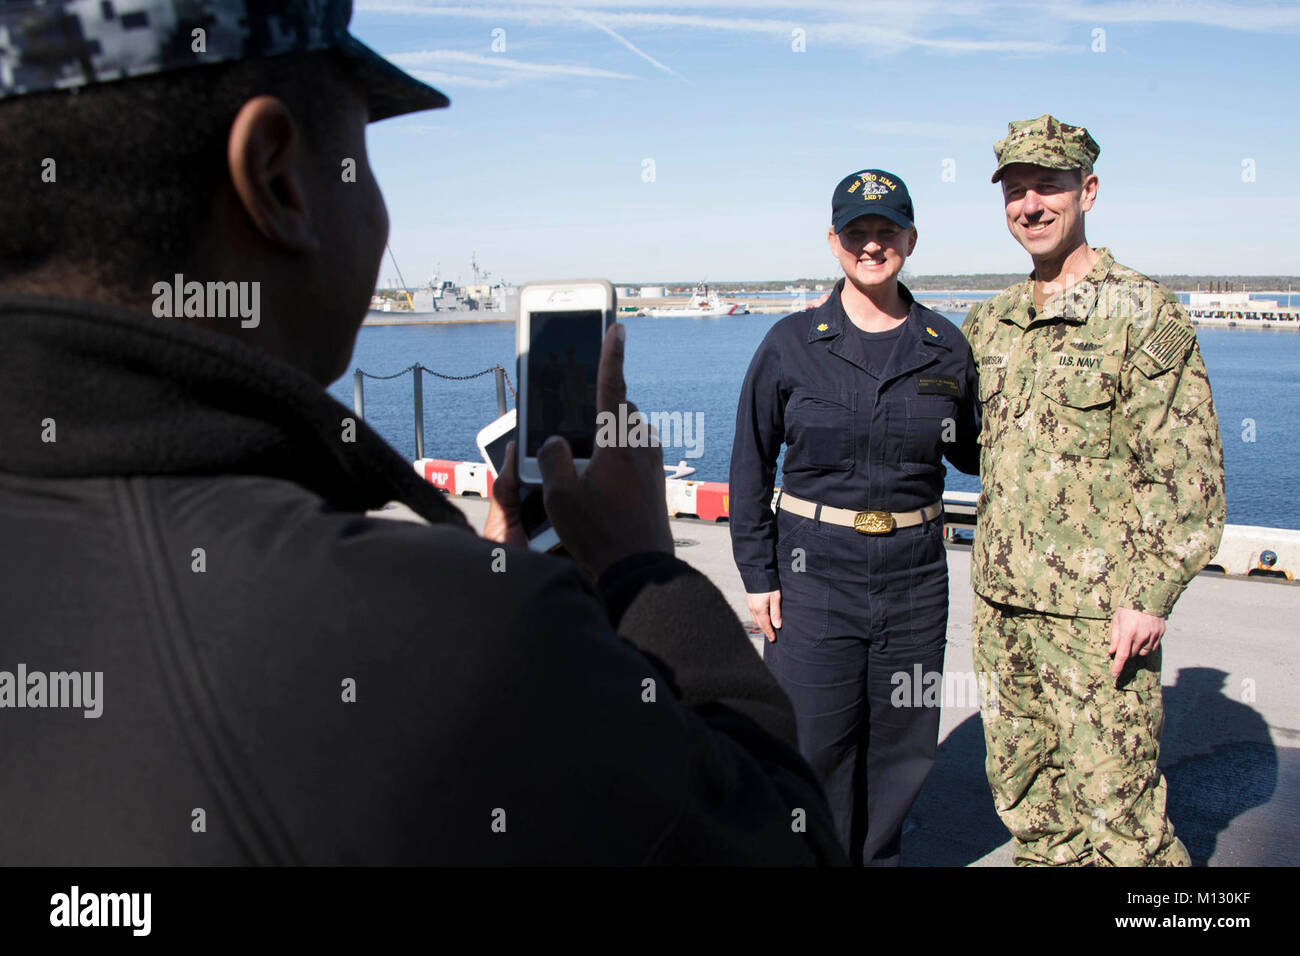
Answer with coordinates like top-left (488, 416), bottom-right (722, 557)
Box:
top-left (961, 248), bottom-right (1225, 619)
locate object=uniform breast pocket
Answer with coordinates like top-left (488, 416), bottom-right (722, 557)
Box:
top-left (1033, 369), bottom-right (1117, 458)
top-left (976, 369), bottom-right (1005, 446)
top-left (902, 396), bottom-right (957, 467)
top-left (785, 387), bottom-right (855, 471)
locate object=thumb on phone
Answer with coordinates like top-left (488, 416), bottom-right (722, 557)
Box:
top-left (537, 434), bottom-right (579, 511)
top-left (484, 440), bottom-right (527, 546)
top-left (596, 322), bottom-right (628, 417)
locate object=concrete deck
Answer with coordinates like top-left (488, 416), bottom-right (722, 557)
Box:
top-left (438, 496), bottom-right (1299, 867)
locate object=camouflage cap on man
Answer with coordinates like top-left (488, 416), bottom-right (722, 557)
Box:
top-left (991, 113), bottom-right (1100, 183)
top-left (0, 0), bottom-right (447, 121)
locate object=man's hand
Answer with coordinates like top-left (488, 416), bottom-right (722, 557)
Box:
top-left (536, 323), bottom-right (674, 578)
top-left (746, 590), bottom-right (782, 642)
top-left (1109, 606), bottom-right (1166, 678)
top-left (483, 440), bottom-right (527, 547)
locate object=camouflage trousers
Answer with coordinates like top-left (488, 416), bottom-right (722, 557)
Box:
top-left (971, 594), bottom-right (1190, 867)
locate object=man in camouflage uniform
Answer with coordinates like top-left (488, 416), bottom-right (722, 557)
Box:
top-left (961, 115), bottom-right (1226, 866)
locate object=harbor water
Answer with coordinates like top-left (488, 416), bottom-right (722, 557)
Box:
top-left (328, 311), bottom-right (1300, 531)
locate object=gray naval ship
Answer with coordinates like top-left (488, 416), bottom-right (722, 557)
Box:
top-left (366, 255), bottom-right (519, 325)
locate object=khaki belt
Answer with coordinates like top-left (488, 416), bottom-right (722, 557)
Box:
top-left (778, 492), bottom-right (942, 535)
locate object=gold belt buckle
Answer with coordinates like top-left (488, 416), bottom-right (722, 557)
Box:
top-left (853, 510), bottom-right (895, 535)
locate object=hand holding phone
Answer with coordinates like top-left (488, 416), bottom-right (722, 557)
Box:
top-left (516, 280), bottom-right (614, 485)
top-left (477, 409), bottom-right (561, 553)
top-left (534, 323), bottom-right (674, 578)
top-left (482, 439), bottom-right (528, 548)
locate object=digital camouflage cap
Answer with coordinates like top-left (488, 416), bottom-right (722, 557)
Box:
top-left (991, 113), bottom-right (1100, 183)
top-left (0, 0), bottom-right (448, 121)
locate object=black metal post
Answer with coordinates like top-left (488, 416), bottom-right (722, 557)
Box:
top-left (413, 365), bottom-right (425, 460)
top-left (495, 365), bottom-right (507, 416)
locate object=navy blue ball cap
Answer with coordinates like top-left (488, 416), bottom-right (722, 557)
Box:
top-left (831, 169), bottom-right (914, 233)
top-left (0, 0), bottom-right (448, 121)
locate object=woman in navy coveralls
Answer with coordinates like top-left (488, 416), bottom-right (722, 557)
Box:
top-left (729, 169), bottom-right (981, 865)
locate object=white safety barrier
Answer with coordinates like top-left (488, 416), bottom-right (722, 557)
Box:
top-left (414, 461), bottom-right (1297, 580)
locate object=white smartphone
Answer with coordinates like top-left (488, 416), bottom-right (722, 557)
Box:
top-left (516, 279), bottom-right (615, 485)
top-left (475, 409), bottom-right (562, 553)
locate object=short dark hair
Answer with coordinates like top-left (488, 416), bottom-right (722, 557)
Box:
top-left (0, 50), bottom-right (355, 296)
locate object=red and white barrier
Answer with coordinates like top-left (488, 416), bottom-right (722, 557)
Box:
top-left (665, 480), bottom-right (698, 518)
top-left (414, 458), bottom-right (460, 494)
top-left (454, 460), bottom-right (492, 498)
top-left (412, 460), bottom-right (1298, 578)
top-left (695, 482), bottom-right (730, 522)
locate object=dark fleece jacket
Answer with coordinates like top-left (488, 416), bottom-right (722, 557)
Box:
top-left (0, 295), bottom-right (844, 865)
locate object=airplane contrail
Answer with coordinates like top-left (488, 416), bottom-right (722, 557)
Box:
top-left (566, 6), bottom-right (686, 80)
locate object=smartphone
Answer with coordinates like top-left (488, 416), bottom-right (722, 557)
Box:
top-left (476, 409), bottom-right (561, 553)
top-left (516, 279), bottom-right (615, 485)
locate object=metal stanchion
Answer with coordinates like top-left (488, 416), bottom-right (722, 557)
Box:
top-left (412, 365), bottom-right (425, 461)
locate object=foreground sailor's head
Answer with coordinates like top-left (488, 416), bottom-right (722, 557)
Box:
top-left (827, 169), bottom-right (918, 294)
top-left (0, 0), bottom-right (448, 385)
top-left (992, 114), bottom-right (1101, 264)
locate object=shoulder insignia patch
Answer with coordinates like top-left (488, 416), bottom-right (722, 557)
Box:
top-left (925, 326), bottom-right (940, 339)
top-left (1139, 318), bottom-right (1194, 372)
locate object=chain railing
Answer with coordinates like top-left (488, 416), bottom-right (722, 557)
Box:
top-left (353, 363), bottom-right (515, 460)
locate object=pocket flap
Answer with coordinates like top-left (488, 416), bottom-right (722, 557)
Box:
top-left (907, 395), bottom-right (956, 418)
top-left (789, 387), bottom-right (855, 411)
top-left (1040, 369), bottom-right (1117, 410)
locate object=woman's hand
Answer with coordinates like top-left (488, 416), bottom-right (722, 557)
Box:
top-left (746, 589), bottom-right (782, 642)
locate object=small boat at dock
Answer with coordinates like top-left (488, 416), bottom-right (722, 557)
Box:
top-left (642, 283), bottom-right (749, 318)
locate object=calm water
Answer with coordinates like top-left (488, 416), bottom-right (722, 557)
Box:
top-left (328, 316), bottom-right (1300, 530)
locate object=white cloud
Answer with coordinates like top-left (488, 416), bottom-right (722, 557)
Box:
top-left (405, 68), bottom-right (511, 88)
top-left (389, 49), bottom-right (637, 78)
top-left (356, 2), bottom-right (1075, 55)
top-left (357, 1), bottom-right (1300, 43)
top-left (1047, 0), bottom-right (1300, 33)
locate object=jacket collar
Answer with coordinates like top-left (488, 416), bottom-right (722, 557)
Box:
top-left (808, 279), bottom-right (951, 383)
top-left (808, 279), bottom-right (951, 347)
top-left (0, 294), bottom-right (470, 529)
top-left (1000, 246), bottom-right (1117, 329)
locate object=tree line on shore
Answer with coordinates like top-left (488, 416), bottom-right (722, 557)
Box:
top-left (643, 274), bottom-right (1300, 293)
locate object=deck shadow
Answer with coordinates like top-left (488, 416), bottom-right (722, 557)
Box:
top-left (1160, 667), bottom-right (1286, 866)
top-left (903, 666), bottom-right (1289, 866)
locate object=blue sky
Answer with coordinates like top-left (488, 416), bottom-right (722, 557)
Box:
top-left (352, 1), bottom-right (1300, 285)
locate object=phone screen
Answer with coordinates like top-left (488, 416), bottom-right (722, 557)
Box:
top-left (526, 309), bottom-right (603, 458)
top-left (483, 428), bottom-right (514, 477)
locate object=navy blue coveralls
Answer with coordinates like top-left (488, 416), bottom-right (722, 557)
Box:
top-left (729, 279), bottom-right (980, 865)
